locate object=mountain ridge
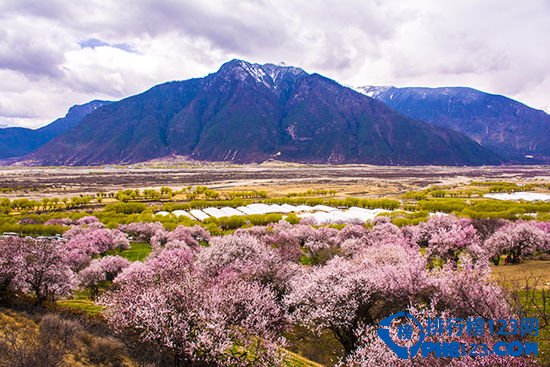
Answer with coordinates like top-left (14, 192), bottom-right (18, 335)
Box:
top-left (357, 85), bottom-right (550, 163)
top-left (0, 100), bottom-right (111, 159)
top-left (7, 60), bottom-right (504, 166)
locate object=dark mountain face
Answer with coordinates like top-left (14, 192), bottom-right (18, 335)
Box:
top-left (0, 100), bottom-right (111, 159)
top-left (359, 86), bottom-right (550, 163)
top-left (26, 60), bottom-right (501, 166)
top-left (0, 127), bottom-right (43, 159)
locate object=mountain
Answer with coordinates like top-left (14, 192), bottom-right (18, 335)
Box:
top-left (24, 60), bottom-right (501, 166)
top-left (356, 86), bottom-right (550, 162)
top-left (0, 100), bottom-right (111, 159)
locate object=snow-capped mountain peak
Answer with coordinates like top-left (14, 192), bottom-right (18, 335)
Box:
top-left (216, 59), bottom-right (307, 90)
top-left (353, 85), bottom-right (395, 98)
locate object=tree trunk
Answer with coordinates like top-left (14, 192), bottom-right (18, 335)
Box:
top-left (333, 326), bottom-right (357, 357)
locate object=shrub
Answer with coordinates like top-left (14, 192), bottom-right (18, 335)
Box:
top-left (104, 202), bottom-right (148, 214)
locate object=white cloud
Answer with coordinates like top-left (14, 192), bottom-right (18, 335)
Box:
top-left (0, 0), bottom-right (549, 128)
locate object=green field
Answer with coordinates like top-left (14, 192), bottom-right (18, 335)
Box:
top-left (491, 261), bottom-right (550, 366)
top-left (117, 242), bottom-right (152, 261)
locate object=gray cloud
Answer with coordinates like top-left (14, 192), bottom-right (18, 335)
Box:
top-left (0, 0), bottom-right (549, 127)
top-left (0, 26), bottom-right (66, 78)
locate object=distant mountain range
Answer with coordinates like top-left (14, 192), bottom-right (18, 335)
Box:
top-left (357, 86), bottom-right (550, 163)
top-left (2, 59), bottom-right (548, 166)
top-left (0, 100), bottom-right (111, 159)
top-left (18, 60), bottom-right (500, 166)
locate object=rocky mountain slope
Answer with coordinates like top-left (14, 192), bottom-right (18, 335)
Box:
top-left (24, 60), bottom-right (500, 166)
top-left (0, 100), bottom-right (110, 159)
top-left (357, 86), bottom-right (550, 163)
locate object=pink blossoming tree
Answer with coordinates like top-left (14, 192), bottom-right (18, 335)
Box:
top-left (63, 226), bottom-right (129, 270)
top-left (150, 225), bottom-right (210, 251)
top-left (197, 233), bottom-right (298, 299)
top-left (0, 237), bottom-right (26, 298)
top-left (413, 215), bottom-right (483, 266)
top-left (18, 239), bottom-right (76, 304)
top-left (285, 243), bottom-right (430, 355)
top-left (78, 255), bottom-right (130, 299)
top-left (101, 245), bottom-right (285, 366)
top-left (484, 221), bottom-right (549, 264)
top-left (118, 221), bottom-right (165, 242)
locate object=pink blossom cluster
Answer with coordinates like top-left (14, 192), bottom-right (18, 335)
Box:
top-left (96, 219), bottom-right (547, 365)
top-left (484, 220), bottom-right (550, 264)
top-left (64, 226), bottom-right (130, 270)
top-left (150, 224), bottom-right (210, 250)
top-left (254, 221), bottom-right (341, 264)
top-left (535, 220), bottom-right (550, 234)
top-left (196, 233), bottom-right (299, 298)
top-left (77, 215), bottom-right (101, 225)
top-left (339, 221), bottom-right (415, 258)
top-left (44, 215), bottom-right (101, 227)
top-left (4, 215), bottom-right (546, 364)
top-left (101, 242), bottom-right (286, 366)
top-left (432, 255), bottom-right (512, 321)
top-left (284, 243), bottom-right (431, 355)
top-left (0, 237), bottom-right (76, 304)
top-left (412, 215), bottom-right (483, 266)
top-left (0, 237), bottom-right (27, 296)
top-left (44, 217), bottom-right (76, 226)
top-left (78, 255), bottom-right (130, 299)
top-left (232, 217), bottom-right (550, 268)
top-left (284, 242), bottom-right (516, 358)
top-left (118, 221), bottom-right (165, 242)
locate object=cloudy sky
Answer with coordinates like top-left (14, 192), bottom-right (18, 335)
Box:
top-left (1, 0), bottom-right (549, 128)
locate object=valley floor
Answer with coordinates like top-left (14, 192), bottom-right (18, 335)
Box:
top-left (1, 163), bottom-right (549, 199)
